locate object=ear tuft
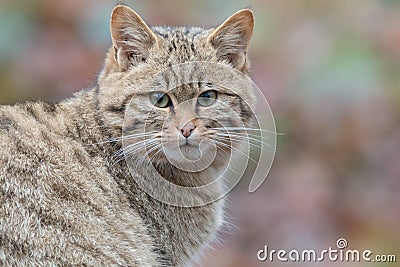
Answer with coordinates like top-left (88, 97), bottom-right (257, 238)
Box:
top-left (110, 5), bottom-right (157, 70)
top-left (207, 9), bottom-right (254, 72)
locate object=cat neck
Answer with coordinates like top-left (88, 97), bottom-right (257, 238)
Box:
top-left (57, 86), bottom-right (115, 154)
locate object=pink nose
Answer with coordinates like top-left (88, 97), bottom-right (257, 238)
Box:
top-left (179, 122), bottom-right (196, 138)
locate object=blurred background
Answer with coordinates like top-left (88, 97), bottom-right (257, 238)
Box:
top-left (1, 0), bottom-right (399, 266)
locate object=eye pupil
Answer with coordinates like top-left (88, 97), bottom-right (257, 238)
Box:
top-left (150, 92), bottom-right (171, 108)
top-left (198, 90), bottom-right (217, 107)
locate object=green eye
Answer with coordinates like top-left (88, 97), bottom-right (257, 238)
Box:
top-left (150, 92), bottom-right (171, 108)
top-left (198, 90), bottom-right (217, 107)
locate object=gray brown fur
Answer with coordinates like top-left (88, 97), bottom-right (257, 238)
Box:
top-left (0, 5), bottom-right (255, 266)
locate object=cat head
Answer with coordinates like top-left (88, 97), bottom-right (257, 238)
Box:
top-left (97, 5), bottom-right (256, 169)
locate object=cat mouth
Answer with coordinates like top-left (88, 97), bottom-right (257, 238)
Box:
top-left (179, 142), bottom-right (197, 148)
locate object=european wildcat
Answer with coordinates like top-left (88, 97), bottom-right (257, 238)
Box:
top-left (0, 5), bottom-right (255, 266)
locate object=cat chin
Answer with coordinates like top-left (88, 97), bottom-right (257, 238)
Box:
top-left (159, 142), bottom-right (219, 170)
top-left (164, 144), bottom-right (205, 161)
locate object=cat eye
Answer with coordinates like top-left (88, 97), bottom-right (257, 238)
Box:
top-left (150, 92), bottom-right (172, 108)
top-left (198, 90), bottom-right (217, 107)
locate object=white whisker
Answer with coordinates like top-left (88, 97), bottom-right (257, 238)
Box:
top-left (97, 131), bottom-right (158, 145)
top-left (211, 127), bottom-right (284, 135)
top-left (212, 139), bottom-right (259, 165)
top-left (135, 143), bottom-right (162, 168)
top-left (110, 138), bottom-right (159, 165)
top-left (215, 132), bottom-right (275, 149)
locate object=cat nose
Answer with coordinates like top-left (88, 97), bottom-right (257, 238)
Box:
top-left (178, 121), bottom-right (196, 138)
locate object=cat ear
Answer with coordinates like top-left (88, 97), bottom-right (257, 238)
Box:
top-left (207, 9), bottom-right (254, 72)
top-left (110, 5), bottom-right (157, 70)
